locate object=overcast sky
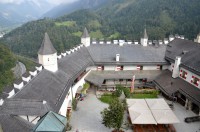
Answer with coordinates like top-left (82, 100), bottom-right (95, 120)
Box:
top-left (0, 0), bottom-right (78, 5)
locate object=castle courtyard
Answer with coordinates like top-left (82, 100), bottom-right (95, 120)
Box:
top-left (70, 89), bottom-right (200, 132)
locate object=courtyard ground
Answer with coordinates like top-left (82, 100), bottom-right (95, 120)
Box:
top-left (70, 88), bottom-right (111, 132)
top-left (70, 89), bottom-right (200, 132)
top-left (163, 97), bottom-right (200, 132)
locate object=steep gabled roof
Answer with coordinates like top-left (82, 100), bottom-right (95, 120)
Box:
top-left (165, 38), bottom-right (200, 75)
top-left (144, 28), bottom-right (148, 39)
top-left (81, 27), bottom-right (90, 38)
top-left (38, 33), bottom-right (57, 55)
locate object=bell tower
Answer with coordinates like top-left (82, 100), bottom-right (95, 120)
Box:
top-left (141, 28), bottom-right (148, 46)
top-left (38, 33), bottom-right (58, 72)
top-left (81, 27), bottom-right (90, 47)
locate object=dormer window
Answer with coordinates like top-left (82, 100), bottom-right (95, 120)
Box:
top-left (191, 76), bottom-right (200, 86)
top-left (180, 70), bottom-right (187, 79)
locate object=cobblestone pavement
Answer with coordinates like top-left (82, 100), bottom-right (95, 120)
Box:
top-left (70, 88), bottom-right (111, 132)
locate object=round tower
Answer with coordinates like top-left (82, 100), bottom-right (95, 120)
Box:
top-left (38, 32), bottom-right (58, 72)
top-left (81, 27), bottom-right (90, 47)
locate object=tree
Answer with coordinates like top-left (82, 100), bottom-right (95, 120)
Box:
top-left (72, 98), bottom-right (77, 111)
top-left (114, 85), bottom-right (123, 97)
top-left (101, 99), bottom-right (124, 131)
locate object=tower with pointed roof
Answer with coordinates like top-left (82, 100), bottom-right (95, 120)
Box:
top-left (38, 33), bottom-right (58, 72)
top-left (196, 32), bottom-right (200, 43)
top-left (81, 27), bottom-right (90, 47)
top-left (140, 28), bottom-right (148, 46)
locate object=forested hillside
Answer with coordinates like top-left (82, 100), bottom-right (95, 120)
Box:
top-left (0, 44), bottom-right (16, 93)
top-left (1, 0), bottom-right (200, 58)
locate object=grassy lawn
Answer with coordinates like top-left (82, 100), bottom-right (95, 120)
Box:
top-left (131, 93), bottom-right (157, 99)
top-left (99, 94), bottom-right (117, 104)
top-left (55, 21), bottom-right (76, 27)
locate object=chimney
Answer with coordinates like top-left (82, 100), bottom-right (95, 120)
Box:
top-left (172, 56), bottom-right (181, 78)
top-left (116, 54), bottom-right (120, 62)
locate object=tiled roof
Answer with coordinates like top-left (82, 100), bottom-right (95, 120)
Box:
top-left (38, 33), bottom-right (57, 55)
top-left (87, 44), bottom-right (167, 65)
top-left (1, 99), bottom-right (52, 116)
top-left (81, 27), bottom-right (90, 38)
top-left (165, 38), bottom-right (200, 76)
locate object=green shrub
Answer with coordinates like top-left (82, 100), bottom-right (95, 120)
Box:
top-left (114, 85), bottom-right (123, 97)
top-left (72, 98), bottom-right (77, 111)
top-left (123, 88), bottom-right (131, 98)
top-left (81, 82), bottom-right (90, 94)
top-left (99, 93), bottom-right (117, 104)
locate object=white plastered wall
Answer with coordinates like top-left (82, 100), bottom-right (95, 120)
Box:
top-left (59, 70), bottom-right (92, 116)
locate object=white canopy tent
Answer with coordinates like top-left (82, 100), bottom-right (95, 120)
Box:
top-left (128, 108), bottom-right (157, 124)
top-left (145, 98), bottom-right (171, 110)
top-left (127, 99), bottom-right (180, 125)
top-left (152, 110), bottom-right (180, 124)
top-left (127, 99), bottom-right (149, 110)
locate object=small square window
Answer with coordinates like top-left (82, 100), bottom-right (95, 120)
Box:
top-left (180, 70), bottom-right (187, 79)
top-left (191, 76), bottom-right (199, 86)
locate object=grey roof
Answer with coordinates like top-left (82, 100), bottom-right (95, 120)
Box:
top-left (154, 70), bottom-right (179, 96)
top-left (14, 69), bottom-right (71, 112)
top-left (154, 70), bottom-right (200, 107)
top-left (144, 28), bottom-right (148, 38)
top-left (1, 99), bottom-right (52, 116)
top-left (22, 72), bottom-right (30, 78)
top-left (81, 27), bottom-right (90, 38)
top-left (87, 44), bottom-right (167, 65)
top-left (2, 85), bottom-right (13, 93)
top-left (58, 47), bottom-right (94, 81)
top-left (165, 39), bottom-right (200, 76)
top-left (0, 93), bottom-right (9, 99)
top-left (0, 113), bottom-right (34, 132)
top-left (14, 47), bottom-right (93, 112)
top-left (38, 33), bottom-right (57, 55)
top-left (86, 70), bottom-right (163, 87)
top-left (14, 78), bottom-right (23, 85)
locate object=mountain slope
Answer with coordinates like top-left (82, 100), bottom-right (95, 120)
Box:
top-left (42, 0), bottom-right (107, 18)
top-left (1, 0), bottom-right (200, 58)
top-left (0, 44), bottom-right (16, 93)
top-left (0, 0), bottom-right (54, 31)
